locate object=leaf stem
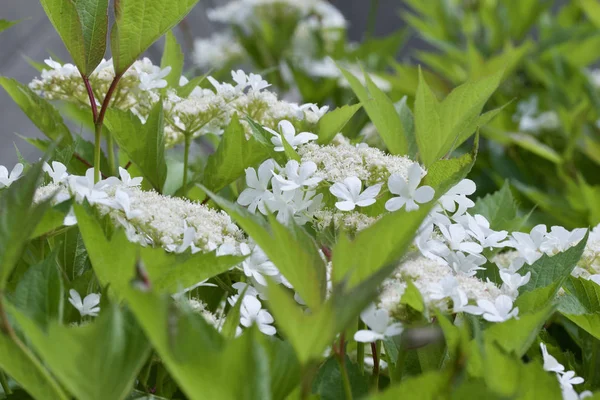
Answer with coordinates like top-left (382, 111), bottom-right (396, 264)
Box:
top-left (357, 319), bottom-right (365, 375)
top-left (335, 334), bottom-right (353, 400)
top-left (82, 75), bottom-right (98, 122)
top-left (366, 0), bottom-right (379, 39)
top-left (183, 133), bottom-right (191, 196)
top-left (106, 132), bottom-right (116, 176)
top-left (0, 370), bottom-right (11, 395)
top-left (93, 74), bottom-right (123, 183)
top-left (371, 341), bottom-right (380, 392)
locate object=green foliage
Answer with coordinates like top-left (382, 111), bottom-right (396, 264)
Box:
top-left (0, 77), bottom-right (72, 146)
top-left (104, 103), bottom-right (167, 192)
top-left (39, 0), bottom-right (109, 75)
top-left (312, 357), bottom-right (368, 400)
top-left (414, 68), bottom-right (503, 167)
top-left (110, 0), bottom-right (199, 74)
top-left (161, 31), bottom-right (184, 89)
top-left (472, 181), bottom-right (526, 231)
top-left (0, 19), bottom-right (20, 33)
top-left (316, 103), bottom-right (362, 144)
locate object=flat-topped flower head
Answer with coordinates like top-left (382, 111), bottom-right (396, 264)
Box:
top-left (265, 120), bottom-right (318, 152)
top-left (385, 163), bottom-right (434, 212)
top-left (329, 176), bottom-right (382, 211)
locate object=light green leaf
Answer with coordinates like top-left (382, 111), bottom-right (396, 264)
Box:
top-left (0, 162), bottom-right (53, 288)
top-left (161, 30), bottom-right (184, 88)
top-left (0, 77), bottom-right (72, 145)
top-left (365, 371), bottom-right (448, 399)
top-left (515, 280), bottom-right (563, 314)
top-left (258, 337), bottom-right (301, 400)
top-left (415, 68), bottom-right (503, 166)
top-left (203, 188), bottom-right (326, 310)
top-left (40, 0), bottom-right (109, 75)
top-left (316, 103), bottom-right (362, 144)
top-left (560, 277), bottom-right (600, 339)
top-left (176, 71), bottom-right (210, 97)
top-left (110, 0), bottom-right (200, 74)
top-left (104, 103), bottom-right (167, 191)
top-left (579, 0), bottom-right (600, 28)
top-left (400, 280), bottom-right (425, 313)
top-left (519, 231), bottom-right (588, 294)
top-left (339, 66), bottom-right (409, 155)
top-left (203, 114), bottom-right (272, 192)
top-left (11, 304), bottom-right (151, 400)
top-left (422, 143), bottom-right (477, 194)
top-left (0, 19), bottom-right (20, 33)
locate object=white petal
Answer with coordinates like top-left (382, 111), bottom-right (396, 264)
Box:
top-left (354, 330), bottom-right (382, 343)
top-left (385, 197), bottom-right (406, 212)
top-left (413, 186), bottom-right (435, 203)
top-left (335, 201), bottom-right (356, 211)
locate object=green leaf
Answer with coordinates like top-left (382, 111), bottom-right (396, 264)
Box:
top-left (40, 0), bottom-right (109, 75)
top-left (400, 281), bottom-right (425, 313)
top-left (161, 31), bottom-right (184, 88)
top-left (484, 306), bottom-right (555, 357)
top-left (110, 0), bottom-right (200, 74)
top-left (515, 280), bottom-right (563, 314)
top-left (312, 356), bottom-right (368, 400)
top-left (519, 231), bottom-right (589, 294)
top-left (559, 277), bottom-right (600, 339)
top-left (414, 68), bottom-right (503, 166)
top-left (579, 0), bottom-right (600, 28)
top-left (122, 288), bottom-right (271, 400)
top-left (74, 203), bottom-right (243, 296)
top-left (203, 115), bottom-right (272, 192)
top-left (11, 250), bottom-right (64, 328)
top-left (203, 187), bottom-right (326, 310)
top-left (339, 66), bottom-right (409, 155)
top-left (11, 304), bottom-right (151, 400)
top-left (0, 77), bottom-right (72, 145)
top-left (0, 162), bottom-right (53, 288)
top-left (104, 103), bottom-right (167, 191)
top-left (176, 72), bottom-right (210, 98)
top-left (422, 144), bottom-right (477, 194)
top-left (316, 103), bottom-right (362, 144)
top-left (366, 371), bottom-right (448, 399)
top-left (471, 181), bottom-right (522, 231)
top-left (258, 337), bottom-right (301, 400)
top-left (0, 19), bottom-right (20, 33)
top-left (29, 203), bottom-right (71, 239)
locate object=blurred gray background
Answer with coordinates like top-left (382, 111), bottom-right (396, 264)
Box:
top-left (0, 0), bottom-right (405, 165)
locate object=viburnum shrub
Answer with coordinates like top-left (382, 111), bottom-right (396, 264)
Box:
top-left (0, 1), bottom-right (600, 399)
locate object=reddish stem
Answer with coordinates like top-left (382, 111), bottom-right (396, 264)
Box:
top-left (97, 74), bottom-right (123, 127)
top-left (82, 75), bottom-right (98, 123)
top-left (124, 161), bottom-right (132, 170)
top-left (73, 153), bottom-right (107, 179)
top-left (371, 342), bottom-right (380, 378)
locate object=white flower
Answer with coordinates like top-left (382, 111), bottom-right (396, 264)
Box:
top-left (465, 214), bottom-right (508, 249)
top-left (237, 160), bottom-right (277, 214)
top-left (540, 226), bottom-right (587, 255)
top-left (354, 303), bottom-right (403, 343)
top-left (451, 289), bottom-right (483, 315)
top-left (438, 179), bottom-right (476, 216)
top-left (476, 295), bottom-right (519, 322)
top-left (43, 161), bottom-right (68, 184)
top-left (415, 222), bottom-right (449, 261)
top-left (508, 224), bottom-right (548, 265)
top-left (428, 275), bottom-right (459, 300)
top-left (559, 371), bottom-right (585, 388)
top-left (230, 294), bottom-right (276, 336)
top-left (589, 275), bottom-right (600, 286)
top-left (231, 69), bottom-right (248, 88)
top-left (439, 223), bottom-right (484, 255)
top-left (68, 289), bottom-right (100, 317)
top-left (500, 270), bottom-right (531, 293)
top-left (135, 61), bottom-right (171, 91)
top-left (108, 190), bottom-right (143, 220)
top-left (265, 120), bottom-right (318, 152)
top-left (540, 343), bottom-right (565, 373)
top-left (119, 167), bottom-right (143, 187)
top-left (239, 243), bottom-right (280, 286)
top-left (0, 163), bottom-right (24, 188)
top-left (272, 160), bottom-right (322, 191)
top-left (247, 73), bottom-right (270, 91)
top-left (329, 176), bottom-right (382, 211)
top-left (444, 251), bottom-right (487, 276)
top-left (385, 163), bottom-right (434, 212)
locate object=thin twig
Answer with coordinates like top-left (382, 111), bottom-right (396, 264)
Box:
top-left (82, 75), bottom-right (98, 123)
top-left (73, 153), bottom-right (108, 179)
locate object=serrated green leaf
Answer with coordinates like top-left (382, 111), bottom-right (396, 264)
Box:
top-left (110, 0), bottom-right (200, 74)
top-left (515, 280), bottom-right (563, 314)
top-left (203, 115), bottom-right (272, 192)
top-left (11, 304), bottom-right (150, 400)
top-left (316, 103), bottom-right (362, 144)
top-left (104, 103), bottom-right (167, 191)
top-left (519, 231), bottom-right (588, 294)
top-left (0, 77), bottom-right (72, 146)
top-left (161, 30), bottom-right (184, 88)
top-left (471, 181), bottom-right (522, 231)
top-left (422, 142), bottom-right (477, 194)
top-left (560, 277), bottom-right (600, 339)
top-left (339, 66), bottom-right (408, 155)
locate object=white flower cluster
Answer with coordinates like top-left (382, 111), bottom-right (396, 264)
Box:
top-left (193, 32), bottom-right (244, 70)
top-left (30, 60), bottom-right (328, 147)
top-left (540, 343), bottom-right (591, 400)
top-left (513, 96), bottom-right (560, 134)
top-left (298, 57), bottom-right (392, 92)
top-left (35, 163), bottom-right (245, 255)
top-left (207, 0), bottom-right (347, 32)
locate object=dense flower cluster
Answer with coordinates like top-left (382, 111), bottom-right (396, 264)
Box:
top-left (29, 61), bottom-right (328, 147)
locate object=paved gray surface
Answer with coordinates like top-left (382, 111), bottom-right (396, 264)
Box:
top-left (0, 0), bottom-right (405, 165)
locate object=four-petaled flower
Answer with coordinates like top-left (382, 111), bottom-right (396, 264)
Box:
top-left (329, 176), bottom-right (382, 211)
top-left (119, 167), bottom-right (143, 187)
top-left (354, 303), bottom-right (403, 343)
top-left (438, 179), bottom-right (476, 216)
top-left (385, 163), bottom-right (434, 212)
top-left (265, 120), bottom-right (318, 152)
top-left (68, 289), bottom-right (101, 317)
top-left (476, 295), bottom-right (519, 322)
top-left (0, 163), bottom-right (23, 188)
top-left (229, 294), bottom-right (276, 336)
top-left (43, 161), bottom-right (68, 184)
top-left (237, 160), bottom-right (277, 214)
top-left (272, 160), bottom-right (322, 191)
